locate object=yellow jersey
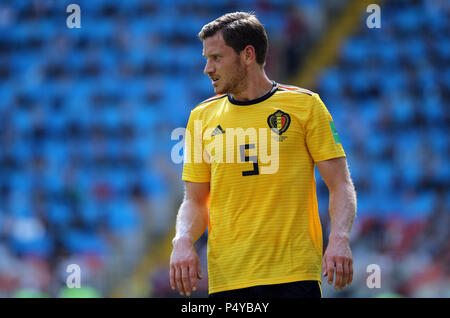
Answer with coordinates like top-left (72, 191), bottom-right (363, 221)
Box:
top-left (182, 82), bottom-right (346, 294)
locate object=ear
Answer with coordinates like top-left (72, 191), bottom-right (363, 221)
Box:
top-left (241, 45), bottom-right (256, 65)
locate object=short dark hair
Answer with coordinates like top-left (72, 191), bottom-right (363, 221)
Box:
top-left (198, 12), bottom-right (268, 66)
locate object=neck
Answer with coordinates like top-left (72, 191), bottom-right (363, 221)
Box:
top-left (230, 69), bottom-right (273, 102)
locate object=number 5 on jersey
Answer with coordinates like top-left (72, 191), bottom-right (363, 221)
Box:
top-left (240, 144), bottom-right (259, 176)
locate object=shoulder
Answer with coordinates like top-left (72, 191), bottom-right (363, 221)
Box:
top-left (274, 84), bottom-right (329, 116)
top-left (275, 83), bottom-right (320, 109)
top-left (276, 83), bottom-right (316, 96)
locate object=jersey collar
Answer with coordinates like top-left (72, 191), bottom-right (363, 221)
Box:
top-left (227, 81), bottom-right (278, 106)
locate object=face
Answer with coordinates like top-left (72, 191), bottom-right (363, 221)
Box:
top-left (202, 32), bottom-right (247, 95)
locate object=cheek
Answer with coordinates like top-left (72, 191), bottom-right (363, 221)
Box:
top-left (233, 62), bottom-right (245, 77)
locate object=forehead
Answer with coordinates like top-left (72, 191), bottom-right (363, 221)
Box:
top-left (202, 32), bottom-right (235, 56)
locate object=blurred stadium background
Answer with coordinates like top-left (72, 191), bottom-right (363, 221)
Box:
top-left (0, 0), bottom-right (448, 298)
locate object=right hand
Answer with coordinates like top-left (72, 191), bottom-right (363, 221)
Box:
top-left (169, 236), bottom-right (203, 296)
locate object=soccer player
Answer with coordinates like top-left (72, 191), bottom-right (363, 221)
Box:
top-left (169, 12), bottom-right (357, 298)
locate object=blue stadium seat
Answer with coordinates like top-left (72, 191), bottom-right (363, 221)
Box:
top-left (106, 201), bottom-right (139, 235)
top-left (318, 68), bottom-right (342, 98)
top-left (392, 8), bottom-right (422, 33)
top-left (47, 204), bottom-right (73, 227)
top-left (9, 225), bottom-right (53, 258)
top-left (63, 229), bottom-right (108, 255)
top-left (340, 37), bottom-right (368, 65)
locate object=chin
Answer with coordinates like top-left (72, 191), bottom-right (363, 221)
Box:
top-left (213, 84), bottom-right (230, 95)
top-left (213, 87), bottom-right (225, 94)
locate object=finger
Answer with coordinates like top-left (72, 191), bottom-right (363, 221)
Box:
top-left (335, 261), bottom-right (344, 290)
top-left (169, 264), bottom-right (176, 290)
top-left (189, 262), bottom-right (198, 293)
top-left (181, 265), bottom-right (191, 296)
top-left (342, 259), bottom-right (350, 287)
top-left (174, 265), bottom-right (184, 296)
top-left (197, 259), bottom-right (203, 280)
top-left (322, 256), bottom-right (327, 277)
top-left (327, 260), bottom-right (335, 285)
top-left (348, 259), bottom-right (354, 285)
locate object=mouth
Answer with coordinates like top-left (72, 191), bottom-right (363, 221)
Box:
top-left (210, 76), bottom-right (219, 86)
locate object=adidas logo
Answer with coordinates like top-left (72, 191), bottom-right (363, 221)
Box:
top-left (211, 125), bottom-right (225, 136)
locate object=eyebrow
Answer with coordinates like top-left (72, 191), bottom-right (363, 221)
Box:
top-left (202, 53), bottom-right (220, 58)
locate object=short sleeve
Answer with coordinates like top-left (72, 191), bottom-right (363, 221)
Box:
top-left (181, 110), bottom-right (211, 182)
top-left (305, 94), bottom-right (346, 162)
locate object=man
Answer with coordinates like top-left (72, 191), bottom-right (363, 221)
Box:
top-left (169, 12), bottom-right (356, 298)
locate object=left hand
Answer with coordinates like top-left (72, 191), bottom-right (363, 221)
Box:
top-left (322, 234), bottom-right (353, 290)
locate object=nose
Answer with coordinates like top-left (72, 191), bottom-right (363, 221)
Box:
top-left (203, 59), bottom-right (214, 75)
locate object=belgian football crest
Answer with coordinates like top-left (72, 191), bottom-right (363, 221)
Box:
top-left (267, 110), bottom-right (291, 135)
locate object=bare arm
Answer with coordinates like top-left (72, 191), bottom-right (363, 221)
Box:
top-left (316, 157), bottom-right (357, 290)
top-left (170, 181), bottom-right (210, 296)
